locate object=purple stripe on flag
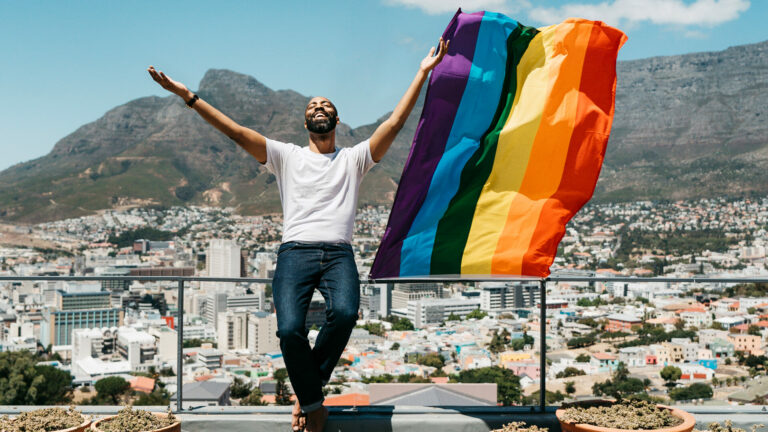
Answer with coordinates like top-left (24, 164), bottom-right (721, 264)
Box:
top-left (370, 9), bottom-right (484, 278)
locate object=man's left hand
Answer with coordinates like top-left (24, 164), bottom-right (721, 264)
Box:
top-left (419, 37), bottom-right (450, 73)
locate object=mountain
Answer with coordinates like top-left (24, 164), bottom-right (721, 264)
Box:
top-left (0, 69), bottom-right (421, 223)
top-left (597, 39), bottom-right (768, 201)
top-left (1, 40), bottom-right (766, 223)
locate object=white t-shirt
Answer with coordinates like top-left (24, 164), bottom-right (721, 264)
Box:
top-left (262, 138), bottom-right (377, 244)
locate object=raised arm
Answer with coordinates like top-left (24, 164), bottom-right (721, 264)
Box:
top-left (147, 66), bottom-right (267, 163)
top-left (369, 38), bottom-right (449, 163)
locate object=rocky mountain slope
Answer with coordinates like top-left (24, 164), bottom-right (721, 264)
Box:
top-left (1, 40), bottom-right (766, 223)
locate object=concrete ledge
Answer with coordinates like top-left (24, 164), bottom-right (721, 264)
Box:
top-left (0, 405), bottom-right (765, 432)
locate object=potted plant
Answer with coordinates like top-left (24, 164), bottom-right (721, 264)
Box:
top-left (492, 422), bottom-right (548, 432)
top-left (0, 406), bottom-right (91, 432)
top-left (90, 406), bottom-right (179, 432)
top-left (556, 399), bottom-right (695, 432)
top-left (695, 420), bottom-right (763, 432)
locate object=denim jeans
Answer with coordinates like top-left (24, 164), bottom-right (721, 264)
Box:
top-left (272, 241), bottom-right (360, 413)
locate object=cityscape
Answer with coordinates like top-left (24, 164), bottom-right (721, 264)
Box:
top-left (1, 198), bottom-right (767, 409)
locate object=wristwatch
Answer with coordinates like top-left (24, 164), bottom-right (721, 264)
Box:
top-left (186, 94), bottom-right (199, 109)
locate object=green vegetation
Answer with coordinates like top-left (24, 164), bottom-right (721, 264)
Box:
top-left (556, 367), bottom-right (586, 379)
top-left (359, 322), bottom-right (385, 336)
top-left (724, 283), bottom-right (768, 298)
top-left (575, 353), bottom-right (591, 363)
top-left (230, 376), bottom-right (253, 399)
top-left (567, 334), bottom-right (597, 348)
top-left (451, 366), bottom-right (522, 406)
top-left (616, 324), bottom-right (696, 348)
top-left (616, 228), bottom-right (737, 259)
top-left (0, 351), bottom-right (73, 405)
top-left (274, 368), bottom-right (293, 405)
top-left (466, 309), bottom-right (488, 320)
top-left (660, 365), bottom-right (682, 388)
top-left (384, 316), bottom-right (415, 331)
top-left (107, 225), bottom-right (188, 248)
top-left (134, 388), bottom-right (171, 406)
top-left (592, 363), bottom-right (647, 400)
top-left (94, 376), bottom-right (131, 404)
top-left (414, 352), bottom-right (445, 368)
top-left (669, 383), bottom-right (713, 401)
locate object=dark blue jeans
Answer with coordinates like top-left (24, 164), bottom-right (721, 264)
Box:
top-left (272, 241), bottom-right (360, 412)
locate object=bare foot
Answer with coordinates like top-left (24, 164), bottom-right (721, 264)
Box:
top-left (292, 400), bottom-right (306, 431)
top-left (305, 406), bottom-right (328, 432)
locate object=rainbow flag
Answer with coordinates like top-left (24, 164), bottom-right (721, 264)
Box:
top-left (370, 10), bottom-right (626, 279)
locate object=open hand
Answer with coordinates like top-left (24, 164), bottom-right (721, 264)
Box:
top-left (419, 37), bottom-right (450, 73)
top-left (147, 66), bottom-right (189, 97)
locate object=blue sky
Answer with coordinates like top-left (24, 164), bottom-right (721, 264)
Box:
top-left (1, 0), bottom-right (766, 171)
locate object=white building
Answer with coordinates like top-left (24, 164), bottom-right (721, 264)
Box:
top-left (247, 312), bottom-right (280, 355)
top-left (116, 327), bottom-right (158, 372)
top-left (407, 298), bottom-right (482, 328)
top-left (205, 239), bottom-right (241, 291)
top-left (217, 309), bottom-right (249, 352)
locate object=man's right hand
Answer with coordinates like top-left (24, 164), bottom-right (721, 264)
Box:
top-left (147, 66), bottom-right (191, 99)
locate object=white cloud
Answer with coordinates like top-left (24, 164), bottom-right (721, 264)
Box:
top-left (384, 0), bottom-right (530, 15)
top-left (528, 0), bottom-right (750, 27)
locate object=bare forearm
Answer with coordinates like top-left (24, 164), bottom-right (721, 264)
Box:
top-left (388, 69), bottom-right (428, 128)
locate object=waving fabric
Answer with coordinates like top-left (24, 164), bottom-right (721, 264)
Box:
top-left (371, 9), bottom-right (626, 278)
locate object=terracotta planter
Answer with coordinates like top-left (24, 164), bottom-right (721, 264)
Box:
top-left (555, 400), bottom-right (695, 432)
top-left (58, 417), bottom-right (92, 432)
top-left (2, 414), bottom-right (91, 432)
top-left (90, 412), bottom-right (180, 432)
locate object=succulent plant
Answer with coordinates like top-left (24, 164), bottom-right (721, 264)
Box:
top-left (694, 420), bottom-right (764, 432)
top-left (0, 406), bottom-right (85, 432)
top-left (492, 421), bottom-right (548, 432)
top-left (95, 406), bottom-right (177, 432)
top-left (560, 399), bottom-right (683, 430)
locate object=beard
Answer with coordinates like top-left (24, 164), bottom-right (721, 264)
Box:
top-left (306, 111), bottom-right (338, 134)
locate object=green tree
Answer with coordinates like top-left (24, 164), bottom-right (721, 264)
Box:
top-left (564, 381), bottom-right (576, 395)
top-left (452, 366), bottom-right (521, 406)
top-left (240, 387), bottom-right (267, 406)
top-left (592, 362), bottom-right (645, 400)
top-left (466, 309), bottom-right (487, 320)
top-left (660, 365), bottom-right (682, 388)
top-left (488, 330), bottom-right (507, 353)
top-left (95, 376), bottom-right (130, 404)
top-left (134, 388), bottom-right (171, 406)
top-left (230, 377), bottom-right (252, 399)
top-left (416, 353), bottom-right (445, 368)
top-left (0, 351), bottom-right (73, 405)
top-left (556, 367), bottom-right (586, 379)
top-left (390, 342), bottom-right (400, 351)
top-left (747, 325), bottom-right (762, 336)
top-left (274, 368), bottom-right (293, 405)
top-left (669, 383), bottom-right (713, 401)
top-left (575, 353), bottom-right (591, 363)
top-left (447, 312), bottom-right (461, 321)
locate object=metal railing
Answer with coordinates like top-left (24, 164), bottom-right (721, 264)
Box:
top-left (2, 274), bottom-right (766, 413)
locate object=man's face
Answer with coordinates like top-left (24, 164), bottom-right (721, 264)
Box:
top-left (305, 97), bottom-right (338, 134)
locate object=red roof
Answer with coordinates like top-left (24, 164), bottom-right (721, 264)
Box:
top-left (593, 353), bottom-right (617, 360)
top-left (194, 375), bottom-right (214, 382)
top-left (129, 376), bottom-right (156, 393)
top-left (324, 393), bottom-right (370, 406)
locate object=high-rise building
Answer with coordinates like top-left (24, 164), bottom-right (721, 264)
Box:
top-left (203, 292), bottom-right (229, 327)
top-left (217, 309), bottom-right (249, 352)
top-left (247, 312), bottom-right (279, 355)
top-left (204, 239), bottom-right (241, 291)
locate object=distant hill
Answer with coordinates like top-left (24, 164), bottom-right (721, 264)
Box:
top-left (1, 40), bottom-right (766, 223)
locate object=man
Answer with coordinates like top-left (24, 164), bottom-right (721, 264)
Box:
top-left (147, 37), bottom-right (448, 432)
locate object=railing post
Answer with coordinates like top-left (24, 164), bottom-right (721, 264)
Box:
top-left (539, 278), bottom-right (547, 412)
top-left (176, 278), bottom-right (184, 412)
